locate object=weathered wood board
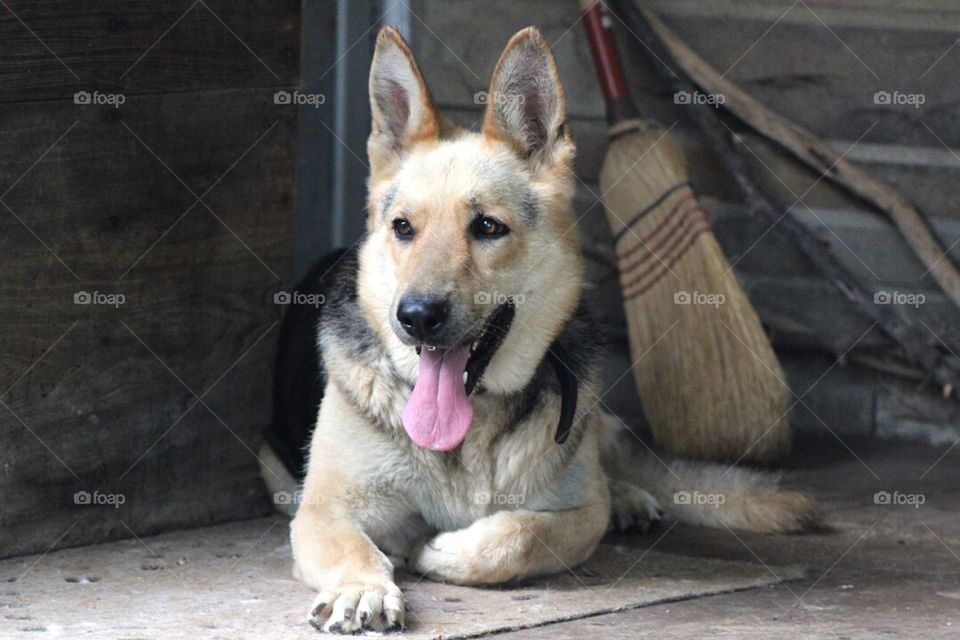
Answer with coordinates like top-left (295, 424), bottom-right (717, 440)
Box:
top-left (417, 0), bottom-right (960, 146)
top-left (0, 2), bottom-right (300, 558)
top-left (0, 1), bottom-right (299, 101)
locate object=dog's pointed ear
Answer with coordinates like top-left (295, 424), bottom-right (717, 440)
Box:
top-left (368, 27), bottom-right (440, 180)
top-left (482, 28), bottom-right (569, 167)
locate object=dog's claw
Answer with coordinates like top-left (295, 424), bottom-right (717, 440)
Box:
top-left (384, 592), bottom-right (405, 630)
top-left (307, 583), bottom-right (404, 634)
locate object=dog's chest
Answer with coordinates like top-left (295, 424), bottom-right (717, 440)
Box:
top-left (406, 456), bottom-right (519, 531)
top-left (402, 411), bottom-right (566, 530)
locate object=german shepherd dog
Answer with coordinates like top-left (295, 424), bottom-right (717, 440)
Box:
top-left (267, 26), bottom-right (821, 634)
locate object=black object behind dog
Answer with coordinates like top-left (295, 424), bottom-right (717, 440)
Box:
top-left (267, 248), bottom-right (347, 480)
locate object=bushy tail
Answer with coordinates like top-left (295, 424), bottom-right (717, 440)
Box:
top-left (600, 412), bottom-right (822, 533)
top-left (258, 443), bottom-right (301, 518)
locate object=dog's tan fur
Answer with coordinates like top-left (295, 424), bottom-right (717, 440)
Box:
top-left (287, 26), bottom-right (820, 634)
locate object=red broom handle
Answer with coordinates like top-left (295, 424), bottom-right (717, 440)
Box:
top-left (579, 0), bottom-right (641, 124)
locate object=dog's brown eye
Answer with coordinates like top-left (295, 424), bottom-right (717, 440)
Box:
top-left (471, 216), bottom-right (509, 240)
top-left (393, 218), bottom-right (414, 240)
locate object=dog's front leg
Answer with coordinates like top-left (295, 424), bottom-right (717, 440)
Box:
top-left (291, 502), bottom-right (404, 633)
top-left (291, 382), bottom-right (407, 634)
top-left (410, 493), bottom-right (610, 585)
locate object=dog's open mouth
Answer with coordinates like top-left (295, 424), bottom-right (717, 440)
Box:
top-left (401, 303), bottom-right (515, 451)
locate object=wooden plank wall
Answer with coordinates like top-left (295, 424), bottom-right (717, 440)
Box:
top-left (407, 0), bottom-right (960, 442)
top-left (0, 1), bottom-right (300, 558)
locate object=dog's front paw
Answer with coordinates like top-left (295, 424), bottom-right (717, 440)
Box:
top-left (409, 531), bottom-right (462, 581)
top-left (610, 480), bottom-right (663, 533)
top-left (409, 526), bottom-right (515, 585)
top-left (307, 581), bottom-right (404, 634)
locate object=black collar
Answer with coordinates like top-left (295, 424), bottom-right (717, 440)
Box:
top-left (546, 343), bottom-right (578, 444)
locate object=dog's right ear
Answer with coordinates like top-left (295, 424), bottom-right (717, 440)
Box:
top-left (367, 27), bottom-right (440, 181)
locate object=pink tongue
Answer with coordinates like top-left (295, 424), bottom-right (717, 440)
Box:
top-left (402, 345), bottom-right (474, 451)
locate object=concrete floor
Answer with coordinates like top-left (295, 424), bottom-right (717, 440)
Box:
top-left (532, 435), bottom-right (959, 640)
top-left (2, 435), bottom-right (958, 638)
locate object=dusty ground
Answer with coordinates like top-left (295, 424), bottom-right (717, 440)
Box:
top-left (2, 435), bottom-right (957, 638)
top-left (506, 435), bottom-right (960, 640)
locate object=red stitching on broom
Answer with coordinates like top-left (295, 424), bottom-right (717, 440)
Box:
top-left (622, 222), bottom-right (711, 300)
top-left (615, 192), bottom-right (696, 262)
top-left (616, 204), bottom-right (706, 276)
top-left (621, 216), bottom-right (709, 292)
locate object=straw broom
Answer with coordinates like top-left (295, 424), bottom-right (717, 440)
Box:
top-left (579, 0), bottom-right (790, 461)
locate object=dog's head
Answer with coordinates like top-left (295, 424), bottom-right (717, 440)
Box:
top-left (357, 27), bottom-right (583, 450)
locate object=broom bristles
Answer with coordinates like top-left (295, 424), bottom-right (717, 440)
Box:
top-left (601, 123), bottom-right (790, 462)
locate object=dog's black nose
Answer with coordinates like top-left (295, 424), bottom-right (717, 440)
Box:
top-left (397, 295), bottom-right (449, 342)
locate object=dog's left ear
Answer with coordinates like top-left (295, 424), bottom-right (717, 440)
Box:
top-left (482, 28), bottom-right (569, 167)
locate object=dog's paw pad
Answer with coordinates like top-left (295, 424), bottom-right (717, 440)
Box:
top-left (308, 583), bottom-right (404, 634)
top-left (610, 482), bottom-right (663, 533)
